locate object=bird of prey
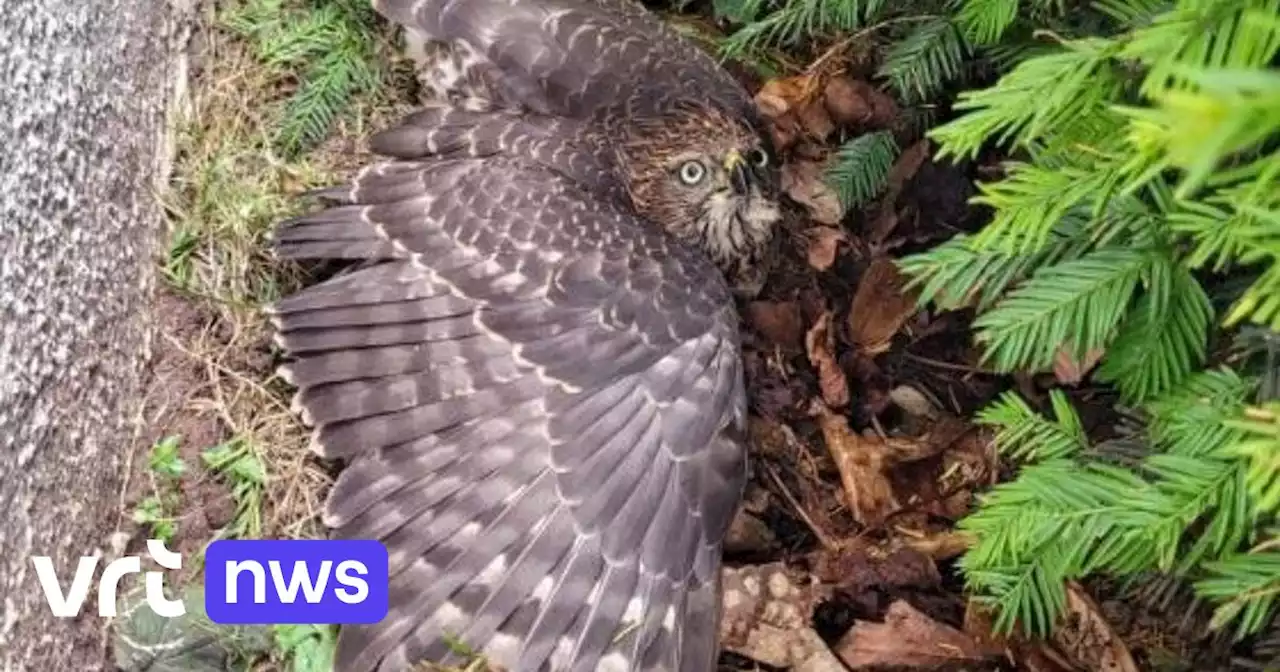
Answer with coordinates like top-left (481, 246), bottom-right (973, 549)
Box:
top-left (267, 0), bottom-right (782, 670)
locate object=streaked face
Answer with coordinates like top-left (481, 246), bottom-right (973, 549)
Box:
top-left (618, 109), bottom-right (782, 295)
top-left (660, 142), bottom-right (780, 290)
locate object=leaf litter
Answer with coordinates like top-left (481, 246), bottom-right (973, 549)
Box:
top-left (718, 30), bottom-right (1155, 672)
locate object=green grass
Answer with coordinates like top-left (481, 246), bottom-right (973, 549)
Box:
top-left (136, 0), bottom-right (411, 668)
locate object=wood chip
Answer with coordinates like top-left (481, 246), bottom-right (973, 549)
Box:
top-left (1052, 582), bottom-right (1140, 672)
top-left (719, 563), bottom-right (834, 669)
top-left (836, 600), bottom-right (1000, 669)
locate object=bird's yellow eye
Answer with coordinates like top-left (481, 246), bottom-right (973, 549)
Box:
top-left (747, 148), bottom-right (768, 168)
top-left (678, 160), bottom-right (706, 185)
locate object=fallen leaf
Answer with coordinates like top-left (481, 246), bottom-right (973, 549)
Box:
top-left (755, 74), bottom-right (820, 118)
top-left (765, 116), bottom-right (801, 154)
top-left (796, 98), bottom-right (836, 141)
top-left (813, 403), bottom-right (899, 526)
top-left (822, 76), bottom-right (898, 129)
top-left (1053, 345), bottom-right (1105, 385)
top-left (885, 140), bottom-right (931, 199)
top-left (822, 75), bottom-right (870, 126)
top-left (755, 74), bottom-right (825, 153)
top-left (786, 630), bottom-right (851, 672)
top-left (805, 312), bottom-right (849, 408)
top-left (836, 600), bottom-right (1000, 669)
top-left (935, 426), bottom-right (999, 511)
top-left (746, 301), bottom-right (806, 350)
top-left (783, 159), bottom-right (844, 225)
top-left (1052, 582), bottom-right (1140, 672)
top-left (848, 256), bottom-right (918, 355)
top-left (804, 226), bottom-right (848, 271)
top-left (866, 209), bottom-right (900, 249)
top-left (866, 140), bottom-right (930, 247)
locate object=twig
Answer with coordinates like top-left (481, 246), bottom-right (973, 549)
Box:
top-left (902, 350), bottom-right (999, 375)
top-left (761, 461), bottom-right (839, 550)
top-left (806, 15), bottom-right (940, 74)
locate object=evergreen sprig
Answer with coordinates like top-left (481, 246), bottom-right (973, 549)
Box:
top-left (962, 378), bottom-right (1266, 638)
top-left (825, 131), bottom-right (900, 209)
top-left (897, 0), bottom-right (1280, 640)
top-left (876, 17), bottom-right (968, 103)
top-left (953, 0), bottom-right (1020, 46)
top-left (718, 0), bottom-right (884, 56)
top-left (222, 0), bottom-right (385, 157)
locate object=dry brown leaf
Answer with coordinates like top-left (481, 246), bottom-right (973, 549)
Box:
top-left (1052, 582), bottom-right (1140, 672)
top-left (746, 301), bottom-right (805, 350)
top-left (866, 209), bottom-right (900, 248)
top-left (821, 76), bottom-right (898, 129)
top-left (765, 116), bottom-right (801, 154)
top-left (797, 98), bottom-right (837, 141)
top-left (886, 139), bottom-right (931, 197)
top-left (805, 312), bottom-right (849, 408)
top-left (813, 403), bottom-right (899, 526)
top-left (755, 74), bottom-right (821, 118)
top-left (754, 89), bottom-right (791, 119)
top-left (867, 140), bottom-right (931, 246)
top-left (783, 159), bottom-right (844, 225)
top-left (1053, 345), bottom-right (1105, 385)
top-left (836, 600), bottom-right (1000, 669)
top-left (804, 226), bottom-right (848, 271)
top-left (755, 75), bottom-right (821, 154)
top-left (848, 256), bottom-right (918, 355)
top-left (936, 426), bottom-right (999, 507)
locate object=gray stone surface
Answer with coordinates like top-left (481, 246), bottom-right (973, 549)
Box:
top-left (0, 0), bottom-right (183, 668)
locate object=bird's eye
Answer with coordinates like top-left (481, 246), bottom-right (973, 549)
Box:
top-left (747, 148), bottom-right (769, 168)
top-left (677, 160), bottom-right (706, 185)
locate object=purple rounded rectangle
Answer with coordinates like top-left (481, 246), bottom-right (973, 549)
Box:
top-left (204, 539), bottom-right (389, 625)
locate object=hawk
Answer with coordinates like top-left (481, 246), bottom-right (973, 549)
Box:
top-left (267, 0), bottom-right (782, 670)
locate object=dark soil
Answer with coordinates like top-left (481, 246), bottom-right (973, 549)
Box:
top-left (120, 289), bottom-right (239, 585)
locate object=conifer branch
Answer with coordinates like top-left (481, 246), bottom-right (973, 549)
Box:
top-left (825, 131), bottom-right (899, 209)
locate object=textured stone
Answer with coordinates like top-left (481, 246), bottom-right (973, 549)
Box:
top-left (0, 0), bottom-right (184, 668)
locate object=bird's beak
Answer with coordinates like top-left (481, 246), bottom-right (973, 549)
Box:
top-left (724, 149), bottom-right (749, 195)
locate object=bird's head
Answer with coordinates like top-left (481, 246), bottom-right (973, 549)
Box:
top-left (617, 105), bottom-right (782, 297)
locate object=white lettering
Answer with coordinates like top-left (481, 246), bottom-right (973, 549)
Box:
top-left (97, 555), bottom-right (141, 617)
top-left (334, 560), bottom-right (369, 604)
top-left (144, 540), bottom-right (185, 617)
top-left (269, 560), bottom-right (331, 603)
top-left (225, 560), bottom-right (267, 604)
top-left (30, 555), bottom-right (100, 618)
top-left (31, 539), bottom-right (186, 618)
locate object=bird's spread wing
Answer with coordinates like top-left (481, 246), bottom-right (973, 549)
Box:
top-left (374, 0), bottom-right (757, 121)
top-left (269, 156), bottom-right (748, 672)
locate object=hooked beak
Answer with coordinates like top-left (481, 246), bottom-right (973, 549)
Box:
top-left (724, 149), bottom-right (749, 195)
